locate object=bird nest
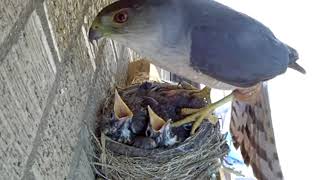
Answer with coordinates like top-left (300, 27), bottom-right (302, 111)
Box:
top-left (93, 81), bottom-right (229, 180)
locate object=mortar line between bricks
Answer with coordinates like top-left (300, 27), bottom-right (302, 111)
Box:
top-left (35, 4), bottom-right (61, 66)
top-left (0, 0), bottom-right (43, 65)
top-left (67, 40), bottom-right (107, 180)
top-left (21, 54), bottom-right (78, 180)
top-left (55, 1), bottom-right (95, 149)
top-left (21, 1), bottom-right (95, 179)
top-left (20, 48), bottom-right (65, 180)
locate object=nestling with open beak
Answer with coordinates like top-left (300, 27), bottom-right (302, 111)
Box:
top-left (104, 89), bottom-right (135, 144)
top-left (146, 106), bottom-right (178, 147)
top-left (104, 89), bottom-right (149, 144)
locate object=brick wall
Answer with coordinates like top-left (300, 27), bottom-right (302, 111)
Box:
top-left (0, 0), bottom-right (136, 179)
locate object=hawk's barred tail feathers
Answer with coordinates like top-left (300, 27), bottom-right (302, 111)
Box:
top-left (230, 83), bottom-right (283, 180)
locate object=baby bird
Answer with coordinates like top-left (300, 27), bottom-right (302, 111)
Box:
top-left (104, 89), bottom-right (149, 144)
top-left (146, 106), bottom-right (178, 148)
top-left (104, 89), bottom-right (135, 144)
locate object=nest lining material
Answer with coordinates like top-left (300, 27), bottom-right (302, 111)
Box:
top-left (93, 82), bottom-right (229, 179)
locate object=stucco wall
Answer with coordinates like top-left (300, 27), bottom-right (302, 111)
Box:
top-left (0, 0), bottom-right (135, 179)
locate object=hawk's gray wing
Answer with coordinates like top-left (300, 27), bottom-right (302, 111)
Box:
top-left (189, 1), bottom-right (289, 88)
top-left (230, 83), bottom-right (283, 180)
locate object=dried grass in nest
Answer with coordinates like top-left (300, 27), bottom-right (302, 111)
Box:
top-left (92, 82), bottom-right (229, 180)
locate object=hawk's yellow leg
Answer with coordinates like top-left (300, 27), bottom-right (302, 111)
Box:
top-left (172, 93), bottom-right (234, 134)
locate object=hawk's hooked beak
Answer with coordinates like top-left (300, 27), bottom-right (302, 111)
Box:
top-left (147, 106), bottom-right (166, 132)
top-left (114, 89), bottom-right (133, 120)
top-left (88, 28), bottom-right (103, 43)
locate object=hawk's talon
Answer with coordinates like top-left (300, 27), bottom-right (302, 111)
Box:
top-left (190, 110), bottom-right (208, 134)
top-left (172, 93), bottom-right (234, 134)
top-left (180, 108), bottom-right (218, 134)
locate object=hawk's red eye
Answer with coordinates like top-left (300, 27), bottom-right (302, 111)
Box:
top-left (113, 10), bottom-right (129, 23)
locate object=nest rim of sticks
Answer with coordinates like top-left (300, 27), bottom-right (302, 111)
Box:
top-left (93, 81), bottom-right (229, 180)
